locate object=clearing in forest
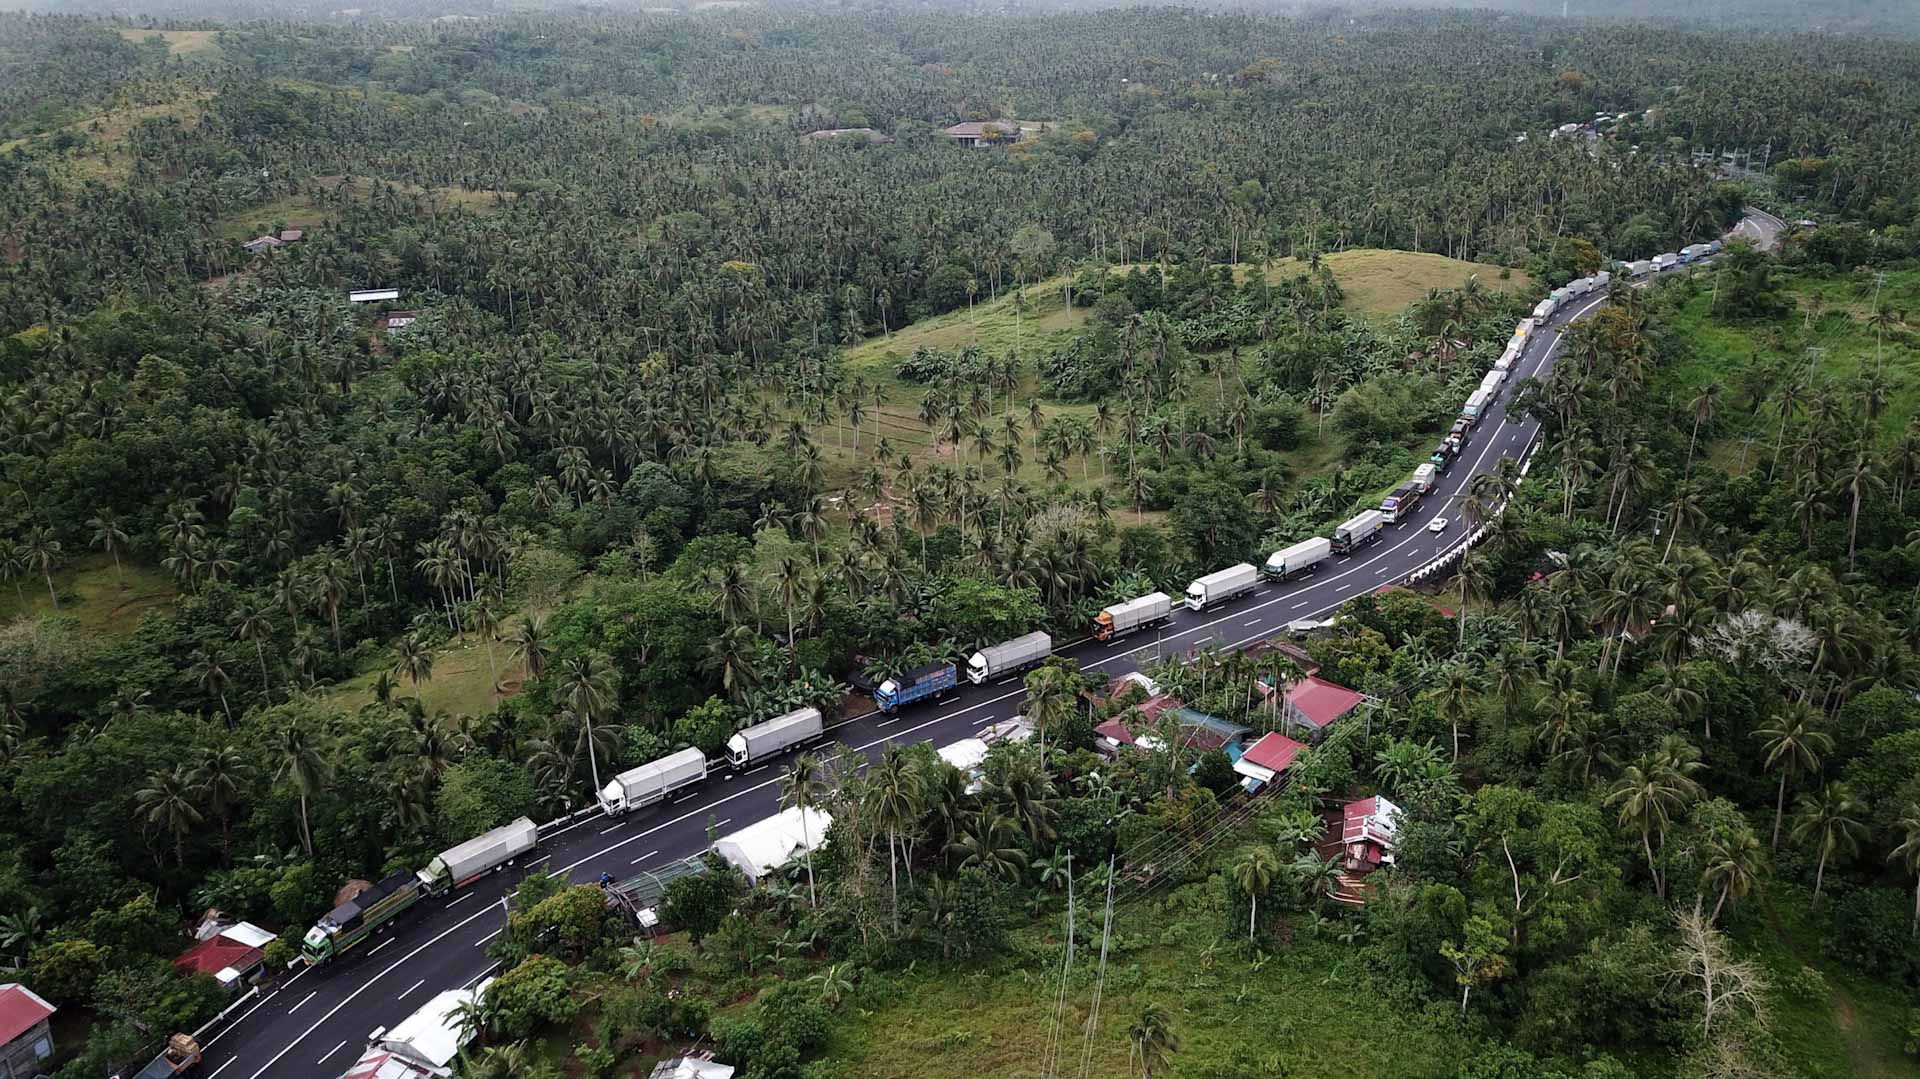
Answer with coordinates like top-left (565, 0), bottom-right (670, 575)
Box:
top-left (0, 554), bottom-right (177, 637)
top-left (116, 29), bottom-right (224, 57)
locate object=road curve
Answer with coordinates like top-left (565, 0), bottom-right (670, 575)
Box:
top-left (196, 219), bottom-right (1764, 1079)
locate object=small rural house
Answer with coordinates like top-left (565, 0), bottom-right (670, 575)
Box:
top-left (1278, 675), bottom-right (1367, 742)
top-left (174, 920), bottom-right (276, 994)
top-left (0, 983), bottom-right (56, 1079)
top-left (943, 120), bottom-right (1024, 147)
top-left (650, 1054), bottom-right (735, 1079)
top-left (337, 980), bottom-right (492, 1079)
top-left (1233, 731), bottom-right (1308, 793)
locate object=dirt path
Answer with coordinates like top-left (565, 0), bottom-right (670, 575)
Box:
top-left (1764, 902), bottom-right (1897, 1078)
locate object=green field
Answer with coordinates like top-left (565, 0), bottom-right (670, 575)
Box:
top-left (116, 29), bottom-right (224, 57)
top-left (829, 900), bottom-right (1473, 1077)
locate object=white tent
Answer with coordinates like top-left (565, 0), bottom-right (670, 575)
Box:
top-left (711, 807), bottom-right (832, 885)
top-left (937, 738), bottom-right (989, 772)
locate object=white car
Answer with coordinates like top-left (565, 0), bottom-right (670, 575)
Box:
top-left (1428, 517), bottom-right (1450, 533)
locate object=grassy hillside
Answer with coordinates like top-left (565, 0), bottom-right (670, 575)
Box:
top-left (0, 554), bottom-right (176, 636)
top-left (1658, 267), bottom-right (1920, 460)
top-left (116, 29), bottom-right (224, 58)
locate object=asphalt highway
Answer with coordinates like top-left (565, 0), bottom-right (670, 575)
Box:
top-left (199, 224), bottom-right (1758, 1079)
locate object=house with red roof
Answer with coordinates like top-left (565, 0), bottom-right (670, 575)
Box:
top-left (1232, 731), bottom-right (1307, 792)
top-left (174, 921), bottom-right (276, 993)
top-left (0, 982), bottom-right (56, 1078)
top-left (1280, 675), bottom-right (1367, 742)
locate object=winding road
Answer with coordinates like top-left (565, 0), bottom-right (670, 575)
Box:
top-left (196, 218), bottom-right (1766, 1079)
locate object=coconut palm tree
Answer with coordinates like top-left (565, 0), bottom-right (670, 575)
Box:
top-left (393, 633), bottom-right (435, 689)
top-left (20, 526), bottom-right (60, 609)
top-left (865, 748), bottom-right (923, 931)
top-left (1702, 826), bottom-right (1765, 924)
top-left (1791, 782), bottom-right (1866, 907)
top-left (276, 720), bottom-right (333, 857)
top-left (469, 600), bottom-right (502, 698)
top-left (134, 766), bottom-right (205, 866)
top-left (1886, 807), bottom-right (1920, 938)
top-left (947, 806), bottom-right (1027, 881)
top-left (188, 746), bottom-right (253, 866)
top-left (1229, 845), bottom-right (1280, 943)
top-left (779, 753), bottom-right (825, 908)
top-left (558, 653), bottom-right (616, 793)
top-left (1126, 1003), bottom-right (1182, 1079)
top-left (1606, 743), bottom-right (1702, 900)
top-left (88, 508), bottom-right (129, 588)
top-left (190, 648), bottom-right (234, 727)
top-left (1756, 707), bottom-right (1831, 850)
top-left (509, 616), bottom-right (548, 682)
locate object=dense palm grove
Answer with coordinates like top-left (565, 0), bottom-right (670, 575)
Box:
top-left (3, 5), bottom-right (1920, 1077)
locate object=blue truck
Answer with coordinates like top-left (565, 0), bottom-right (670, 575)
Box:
top-left (876, 662), bottom-right (957, 713)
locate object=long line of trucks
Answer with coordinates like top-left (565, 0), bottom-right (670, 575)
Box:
top-left (298, 238), bottom-right (1733, 975)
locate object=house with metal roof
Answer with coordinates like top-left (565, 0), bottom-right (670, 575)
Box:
top-left (0, 983), bottom-right (56, 1078)
top-left (1232, 732), bottom-right (1308, 792)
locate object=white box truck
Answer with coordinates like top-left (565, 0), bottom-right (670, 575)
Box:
top-left (1094, 592), bottom-right (1173, 640)
top-left (1185, 563), bottom-right (1260, 612)
top-left (1479, 370), bottom-right (1504, 396)
top-left (1263, 537), bottom-right (1332, 581)
top-left (726, 707), bottom-right (824, 768)
top-left (418, 817), bottom-right (537, 895)
top-left (1627, 260), bottom-right (1654, 278)
top-left (1462, 388), bottom-right (1491, 422)
top-left (1653, 252), bottom-right (1680, 271)
top-left (599, 747), bottom-right (708, 816)
top-left (1412, 463), bottom-right (1438, 494)
top-left (1331, 510), bottom-right (1385, 555)
top-left (968, 631), bottom-right (1053, 684)
top-left (1531, 297), bottom-right (1557, 321)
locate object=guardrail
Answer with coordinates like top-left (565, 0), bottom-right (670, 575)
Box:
top-left (1403, 443), bottom-right (1538, 587)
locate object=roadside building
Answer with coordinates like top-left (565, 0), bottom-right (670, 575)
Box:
top-left (1278, 675), bottom-right (1367, 742)
top-left (173, 920), bottom-right (276, 994)
top-left (711, 807), bottom-right (832, 885)
top-left (241, 235), bottom-right (283, 255)
top-left (649, 1054), bottom-right (735, 1079)
top-left (337, 981), bottom-right (491, 1079)
top-left (0, 983), bottom-right (56, 1079)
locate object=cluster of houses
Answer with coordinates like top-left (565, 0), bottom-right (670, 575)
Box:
top-left (1087, 647), bottom-right (1399, 903)
top-left (241, 228), bottom-right (305, 256)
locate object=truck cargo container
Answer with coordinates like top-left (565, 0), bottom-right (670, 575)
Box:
top-left (1626, 260), bottom-right (1654, 278)
top-left (1430, 441), bottom-right (1459, 473)
top-left (726, 707), bottom-right (824, 767)
top-left (1653, 252), bottom-right (1680, 271)
top-left (1094, 592), bottom-right (1174, 640)
top-left (968, 631), bottom-right (1053, 685)
top-left (1593, 270), bottom-right (1613, 289)
top-left (1185, 563), bottom-right (1260, 612)
top-left (600, 748), bottom-right (709, 815)
top-left (1264, 537), bottom-right (1332, 581)
top-left (1412, 463), bottom-right (1438, 494)
top-left (1380, 482), bottom-right (1423, 524)
top-left (1332, 510), bottom-right (1385, 555)
top-left (1462, 388), bottom-right (1491, 422)
top-left (876, 662), bottom-right (957, 713)
top-left (133, 1034), bottom-right (202, 1079)
top-left (420, 817), bottom-right (538, 895)
top-left (1531, 297), bottom-right (1557, 321)
top-left (1480, 368), bottom-right (1504, 393)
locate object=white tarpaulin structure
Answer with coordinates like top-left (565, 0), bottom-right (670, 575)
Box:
top-left (711, 807), bottom-right (832, 885)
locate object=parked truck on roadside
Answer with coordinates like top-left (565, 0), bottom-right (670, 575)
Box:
top-left (1332, 509), bottom-right (1385, 555)
top-left (1185, 563), bottom-right (1260, 612)
top-left (1094, 592), bottom-right (1173, 640)
top-left (1380, 482), bottom-right (1424, 524)
top-left (600, 748), bottom-right (709, 815)
top-left (133, 1034), bottom-right (202, 1079)
top-left (876, 662), bottom-right (957, 713)
top-left (968, 631), bottom-right (1053, 685)
top-left (303, 817), bottom-right (539, 966)
top-left (726, 707), bottom-right (824, 767)
top-left (1412, 463), bottom-right (1438, 494)
top-left (1263, 537), bottom-right (1331, 581)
